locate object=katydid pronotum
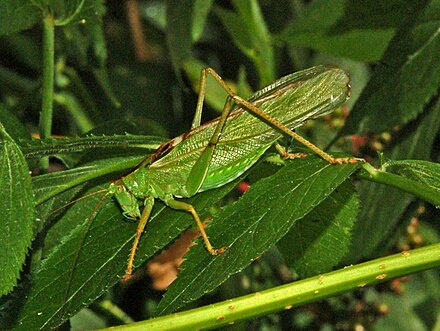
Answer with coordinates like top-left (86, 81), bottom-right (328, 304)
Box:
top-left (96, 65), bottom-right (361, 279)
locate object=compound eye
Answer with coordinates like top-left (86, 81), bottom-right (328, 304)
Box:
top-left (116, 185), bottom-right (124, 193)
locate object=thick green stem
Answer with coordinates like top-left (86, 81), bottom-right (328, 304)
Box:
top-left (39, 15), bottom-right (55, 170)
top-left (101, 243), bottom-right (440, 330)
top-left (359, 163), bottom-right (440, 207)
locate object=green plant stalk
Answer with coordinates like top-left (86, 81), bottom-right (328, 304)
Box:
top-left (101, 243), bottom-right (440, 331)
top-left (360, 163), bottom-right (440, 207)
top-left (39, 15), bottom-right (55, 171)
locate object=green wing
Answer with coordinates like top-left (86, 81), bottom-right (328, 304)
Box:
top-left (148, 65), bottom-right (350, 196)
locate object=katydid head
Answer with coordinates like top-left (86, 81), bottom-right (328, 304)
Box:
top-left (108, 180), bottom-right (141, 220)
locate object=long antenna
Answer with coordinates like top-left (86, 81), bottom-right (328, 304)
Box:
top-left (49, 188), bottom-right (108, 216)
top-left (89, 190), bottom-right (111, 221)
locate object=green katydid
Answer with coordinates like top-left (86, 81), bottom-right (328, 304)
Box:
top-left (97, 65), bottom-right (361, 279)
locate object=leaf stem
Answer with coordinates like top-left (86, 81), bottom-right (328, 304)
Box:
top-left (39, 15), bottom-right (55, 171)
top-left (101, 243), bottom-right (440, 330)
top-left (359, 162), bottom-right (440, 207)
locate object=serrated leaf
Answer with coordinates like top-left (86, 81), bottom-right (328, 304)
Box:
top-left (387, 160), bottom-right (440, 195)
top-left (8, 197), bottom-right (127, 330)
top-left (348, 97), bottom-right (440, 261)
top-left (342, 0), bottom-right (438, 134)
top-left (156, 157), bottom-right (361, 315)
top-left (6, 174), bottom-right (239, 330)
top-left (0, 124), bottom-right (34, 296)
top-left (278, 180), bottom-right (359, 278)
top-left (0, 1), bottom-right (41, 35)
top-left (33, 155), bottom-right (145, 205)
top-left (32, 156), bottom-right (134, 239)
top-left (20, 134), bottom-right (166, 160)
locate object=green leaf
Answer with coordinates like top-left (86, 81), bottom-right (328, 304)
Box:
top-left (7, 175), bottom-right (239, 330)
top-left (348, 97), bottom-right (440, 261)
top-left (342, 0), bottom-right (438, 134)
top-left (60, 1), bottom-right (107, 68)
top-left (20, 134), bottom-right (166, 160)
top-left (215, 0), bottom-right (275, 85)
top-left (192, 0), bottom-right (214, 42)
top-left (0, 104), bottom-right (31, 142)
top-left (55, 0), bottom-right (106, 26)
top-left (278, 180), bottom-right (359, 278)
top-left (32, 156), bottom-right (151, 253)
top-left (372, 270), bottom-right (440, 330)
top-left (35, 183), bottom-right (86, 245)
top-left (386, 160), bottom-right (440, 196)
top-left (331, 0), bottom-right (430, 32)
top-left (5, 31), bottom-right (42, 72)
top-left (31, 158), bottom-right (122, 238)
top-left (32, 158), bottom-right (140, 250)
top-left (70, 308), bottom-right (107, 330)
top-left (78, 0), bottom-right (106, 25)
top-left (33, 155), bottom-right (145, 205)
top-left (156, 157), bottom-right (361, 315)
top-left (6, 196), bottom-right (126, 330)
top-left (142, 1), bottom-right (166, 30)
top-left (359, 162), bottom-right (440, 208)
top-left (0, 124), bottom-right (34, 296)
top-left (0, 1), bottom-right (41, 35)
top-left (92, 68), bottom-right (121, 108)
top-left (277, 0), bottom-right (394, 62)
top-left (165, 0), bottom-right (193, 80)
